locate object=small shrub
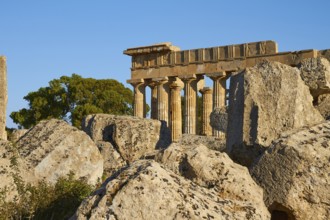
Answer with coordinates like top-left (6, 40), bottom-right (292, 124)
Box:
top-left (0, 172), bottom-right (94, 220)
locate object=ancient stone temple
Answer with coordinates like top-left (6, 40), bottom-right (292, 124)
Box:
top-left (125, 41), bottom-right (321, 142)
top-left (0, 56), bottom-right (7, 140)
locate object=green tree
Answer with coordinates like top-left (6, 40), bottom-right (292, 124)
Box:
top-left (10, 74), bottom-right (133, 129)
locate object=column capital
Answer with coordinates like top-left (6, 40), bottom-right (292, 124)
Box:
top-left (127, 78), bottom-right (145, 86)
top-left (206, 72), bottom-right (227, 80)
top-left (170, 82), bottom-right (183, 91)
top-left (179, 74), bottom-right (196, 82)
top-left (200, 87), bottom-right (213, 94)
top-left (152, 77), bottom-right (168, 85)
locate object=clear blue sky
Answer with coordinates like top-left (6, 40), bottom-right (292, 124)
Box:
top-left (1, 0), bottom-right (330, 128)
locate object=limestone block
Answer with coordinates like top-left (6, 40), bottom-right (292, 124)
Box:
top-left (315, 94), bottom-right (330, 120)
top-left (158, 143), bottom-right (269, 218)
top-left (0, 56), bottom-right (7, 141)
top-left (210, 107), bottom-right (227, 137)
top-left (16, 119), bottom-right (103, 185)
top-left (250, 121), bottom-right (330, 220)
top-left (298, 57), bottom-right (330, 98)
top-left (226, 61), bottom-right (324, 166)
top-left (82, 114), bottom-right (170, 163)
top-left (71, 160), bottom-right (270, 220)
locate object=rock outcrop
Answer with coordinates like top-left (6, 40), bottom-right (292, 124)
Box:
top-left (71, 160), bottom-right (270, 220)
top-left (298, 57), bottom-right (330, 98)
top-left (250, 121), bottom-right (330, 220)
top-left (0, 56), bottom-right (7, 140)
top-left (315, 93), bottom-right (330, 120)
top-left (16, 119), bottom-right (103, 185)
top-left (226, 61), bottom-right (324, 166)
top-left (158, 143), bottom-right (269, 217)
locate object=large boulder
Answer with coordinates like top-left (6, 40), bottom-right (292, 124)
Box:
top-left (82, 114), bottom-right (170, 163)
top-left (16, 119), bottom-right (103, 185)
top-left (226, 61), bottom-right (324, 166)
top-left (298, 57), bottom-right (330, 98)
top-left (71, 160), bottom-right (270, 220)
top-left (250, 121), bottom-right (330, 220)
top-left (158, 143), bottom-right (269, 217)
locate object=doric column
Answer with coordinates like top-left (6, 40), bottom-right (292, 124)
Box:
top-left (180, 75), bottom-right (199, 134)
top-left (211, 75), bottom-right (226, 109)
top-left (128, 79), bottom-right (146, 118)
top-left (170, 82), bottom-right (182, 142)
top-left (209, 72), bottom-right (227, 138)
top-left (200, 87), bottom-right (213, 136)
top-left (153, 77), bottom-right (169, 125)
top-left (148, 82), bottom-right (158, 119)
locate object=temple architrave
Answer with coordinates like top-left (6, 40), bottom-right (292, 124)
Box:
top-left (125, 41), bottom-right (322, 142)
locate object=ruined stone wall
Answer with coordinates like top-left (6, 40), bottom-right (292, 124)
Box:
top-left (0, 56), bottom-right (7, 140)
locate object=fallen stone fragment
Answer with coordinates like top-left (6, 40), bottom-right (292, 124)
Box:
top-left (71, 160), bottom-right (270, 220)
top-left (16, 119), bottom-right (103, 185)
top-left (251, 121), bottom-right (330, 220)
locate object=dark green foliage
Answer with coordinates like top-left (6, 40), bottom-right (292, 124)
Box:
top-left (0, 173), bottom-right (94, 220)
top-left (10, 74), bottom-right (133, 129)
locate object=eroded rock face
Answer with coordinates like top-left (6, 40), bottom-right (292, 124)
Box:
top-left (227, 61), bottom-right (324, 166)
top-left (82, 114), bottom-right (169, 163)
top-left (158, 143), bottom-right (269, 218)
top-left (9, 129), bottom-right (29, 142)
top-left (210, 107), bottom-right (228, 136)
top-left (96, 141), bottom-right (126, 177)
top-left (315, 94), bottom-right (330, 120)
top-left (298, 57), bottom-right (330, 98)
top-left (178, 134), bottom-right (226, 151)
top-left (16, 119), bottom-right (103, 185)
top-left (71, 160), bottom-right (270, 220)
top-left (250, 121), bottom-right (330, 220)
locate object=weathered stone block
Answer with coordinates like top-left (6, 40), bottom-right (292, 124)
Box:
top-left (315, 93), bottom-right (330, 120)
top-left (250, 121), bottom-right (330, 220)
top-left (82, 114), bottom-right (170, 164)
top-left (16, 119), bottom-right (103, 185)
top-left (71, 160), bottom-right (270, 220)
top-left (298, 57), bottom-right (330, 98)
top-left (226, 61), bottom-right (324, 166)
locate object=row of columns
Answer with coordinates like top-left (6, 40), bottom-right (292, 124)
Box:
top-left (129, 73), bottom-right (227, 142)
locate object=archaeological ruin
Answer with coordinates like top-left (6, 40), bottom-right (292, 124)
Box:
top-left (0, 56), bottom-right (7, 140)
top-left (125, 41), bottom-right (329, 141)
